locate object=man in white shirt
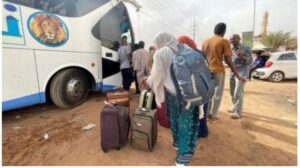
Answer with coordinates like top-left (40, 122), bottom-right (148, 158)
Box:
top-left (118, 36), bottom-right (132, 90)
top-left (132, 41), bottom-right (150, 91)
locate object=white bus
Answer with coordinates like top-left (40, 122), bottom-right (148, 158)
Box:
top-left (2, 0), bottom-right (139, 111)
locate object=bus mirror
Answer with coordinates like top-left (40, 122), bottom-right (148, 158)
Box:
top-left (106, 53), bottom-right (113, 57)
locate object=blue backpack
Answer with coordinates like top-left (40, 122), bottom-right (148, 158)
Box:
top-left (170, 44), bottom-right (214, 107)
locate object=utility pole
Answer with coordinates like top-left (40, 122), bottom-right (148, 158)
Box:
top-left (193, 17), bottom-right (196, 41)
top-left (252, 0), bottom-right (256, 35)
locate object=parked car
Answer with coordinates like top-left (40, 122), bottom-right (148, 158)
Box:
top-left (252, 51), bottom-right (297, 82)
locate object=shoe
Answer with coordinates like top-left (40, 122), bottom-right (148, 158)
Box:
top-left (227, 109), bottom-right (234, 113)
top-left (209, 116), bottom-right (219, 121)
top-left (175, 162), bottom-right (185, 166)
top-left (231, 113), bottom-right (241, 119)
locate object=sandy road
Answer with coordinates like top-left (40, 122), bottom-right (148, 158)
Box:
top-left (2, 77), bottom-right (297, 166)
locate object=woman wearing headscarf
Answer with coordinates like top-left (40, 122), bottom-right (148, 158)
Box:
top-left (142, 32), bottom-right (200, 165)
top-left (177, 35), bottom-right (209, 138)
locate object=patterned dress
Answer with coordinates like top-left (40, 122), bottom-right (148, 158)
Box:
top-left (165, 90), bottom-right (200, 165)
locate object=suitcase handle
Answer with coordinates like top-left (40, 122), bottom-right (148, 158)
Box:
top-left (135, 122), bottom-right (142, 127)
top-left (140, 108), bottom-right (150, 113)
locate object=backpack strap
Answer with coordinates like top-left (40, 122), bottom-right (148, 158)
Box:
top-left (170, 63), bottom-right (185, 108)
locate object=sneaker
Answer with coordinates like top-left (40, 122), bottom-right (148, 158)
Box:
top-left (231, 113), bottom-right (241, 119)
top-left (175, 162), bottom-right (185, 166)
top-left (227, 109), bottom-right (234, 113)
top-left (209, 116), bottom-right (219, 121)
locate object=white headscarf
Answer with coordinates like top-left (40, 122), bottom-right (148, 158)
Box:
top-left (153, 32), bottom-right (177, 51)
top-left (147, 32), bottom-right (177, 107)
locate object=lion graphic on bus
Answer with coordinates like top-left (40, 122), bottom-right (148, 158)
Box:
top-left (29, 13), bottom-right (68, 46)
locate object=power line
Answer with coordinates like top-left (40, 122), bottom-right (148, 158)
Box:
top-left (139, 10), bottom-right (190, 35)
top-left (193, 17), bottom-right (196, 40)
top-left (139, 0), bottom-right (192, 34)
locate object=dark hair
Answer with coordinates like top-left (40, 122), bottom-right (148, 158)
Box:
top-left (149, 46), bottom-right (155, 51)
top-left (214, 23), bottom-right (226, 36)
top-left (138, 41), bottom-right (145, 48)
top-left (132, 43), bottom-right (139, 51)
top-left (122, 36), bottom-right (128, 39)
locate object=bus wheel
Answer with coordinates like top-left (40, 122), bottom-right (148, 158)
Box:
top-left (50, 68), bottom-right (89, 108)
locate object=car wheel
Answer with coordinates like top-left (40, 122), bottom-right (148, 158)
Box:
top-left (50, 68), bottom-right (89, 108)
top-left (269, 71), bottom-right (284, 82)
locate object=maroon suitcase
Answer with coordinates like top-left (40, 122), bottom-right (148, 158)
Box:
top-left (157, 102), bottom-right (170, 128)
top-left (100, 105), bottom-right (130, 153)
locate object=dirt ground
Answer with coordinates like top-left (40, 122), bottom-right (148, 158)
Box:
top-left (2, 76), bottom-right (297, 166)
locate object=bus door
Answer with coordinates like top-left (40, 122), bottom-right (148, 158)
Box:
top-left (93, 2), bottom-right (134, 92)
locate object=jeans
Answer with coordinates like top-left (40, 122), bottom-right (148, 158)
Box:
top-left (121, 68), bottom-right (133, 90)
top-left (208, 72), bottom-right (225, 117)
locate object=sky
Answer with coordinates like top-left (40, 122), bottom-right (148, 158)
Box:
top-left (124, 0), bottom-right (297, 49)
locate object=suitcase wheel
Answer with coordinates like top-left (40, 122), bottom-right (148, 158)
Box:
top-left (101, 144), bottom-right (108, 153)
top-left (102, 148), bottom-right (108, 153)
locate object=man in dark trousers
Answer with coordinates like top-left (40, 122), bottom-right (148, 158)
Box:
top-left (118, 36), bottom-right (132, 90)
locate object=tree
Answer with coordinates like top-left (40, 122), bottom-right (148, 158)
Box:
top-left (260, 31), bottom-right (291, 51)
top-left (285, 37), bottom-right (297, 51)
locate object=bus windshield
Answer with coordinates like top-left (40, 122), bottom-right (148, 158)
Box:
top-left (4, 0), bottom-right (110, 17)
top-left (92, 2), bottom-right (134, 50)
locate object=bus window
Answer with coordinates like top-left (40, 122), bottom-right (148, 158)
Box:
top-left (4, 0), bottom-right (110, 17)
top-left (92, 3), bottom-right (134, 51)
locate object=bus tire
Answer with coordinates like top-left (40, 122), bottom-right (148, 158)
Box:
top-left (50, 68), bottom-right (89, 108)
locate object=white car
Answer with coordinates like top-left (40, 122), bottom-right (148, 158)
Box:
top-left (252, 51), bottom-right (297, 82)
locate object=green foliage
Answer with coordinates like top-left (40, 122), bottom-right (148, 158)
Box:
top-left (260, 31), bottom-right (291, 51)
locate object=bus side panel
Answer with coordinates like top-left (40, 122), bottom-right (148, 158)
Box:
top-left (34, 50), bottom-right (101, 92)
top-left (101, 46), bottom-right (122, 92)
top-left (2, 48), bottom-right (41, 111)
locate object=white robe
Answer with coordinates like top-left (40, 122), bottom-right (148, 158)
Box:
top-left (146, 32), bottom-right (178, 107)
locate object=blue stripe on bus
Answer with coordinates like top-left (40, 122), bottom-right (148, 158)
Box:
top-left (95, 82), bottom-right (117, 92)
top-left (3, 83), bottom-right (117, 111)
top-left (2, 92), bottom-right (46, 111)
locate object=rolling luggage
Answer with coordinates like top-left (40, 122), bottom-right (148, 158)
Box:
top-left (157, 102), bottom-right (170, 128)
top-left (106, 90), bottom-right (130, 100)
top-left (101, 105), bottom-right (130, 153)
top-left (130, 108), bottom-right (157, 151)
top-left (106, 90), bottom-right (130, 107)
top-left (138, 90), bottom-right (156, 109)
top-left (107, 97), bottom-right (130, 107)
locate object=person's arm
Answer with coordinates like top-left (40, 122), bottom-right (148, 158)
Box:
top-left (224, 57), bottom-right (245, 81)
top-left (236, 46), bottom-right (253, 65)
top-left (223, 40), bottom-right (247, 82)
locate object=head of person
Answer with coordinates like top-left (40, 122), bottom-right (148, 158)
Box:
top-left (132, 43), bottom-right (139, 51)
top-left (214, 23), bottom-right (226, 37)
top-left (149, 46), bottom-right (155, 52)
top-left (153, 32), bottom-right (177, 50)
top-left (121, 36), bottom-right (128, 45)
top-left (138, 41), bottom-right (145, 49)
top-left (177, 35), bottom-right (197, 49)
top-left (229, 34), bottom-right (241, 47)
